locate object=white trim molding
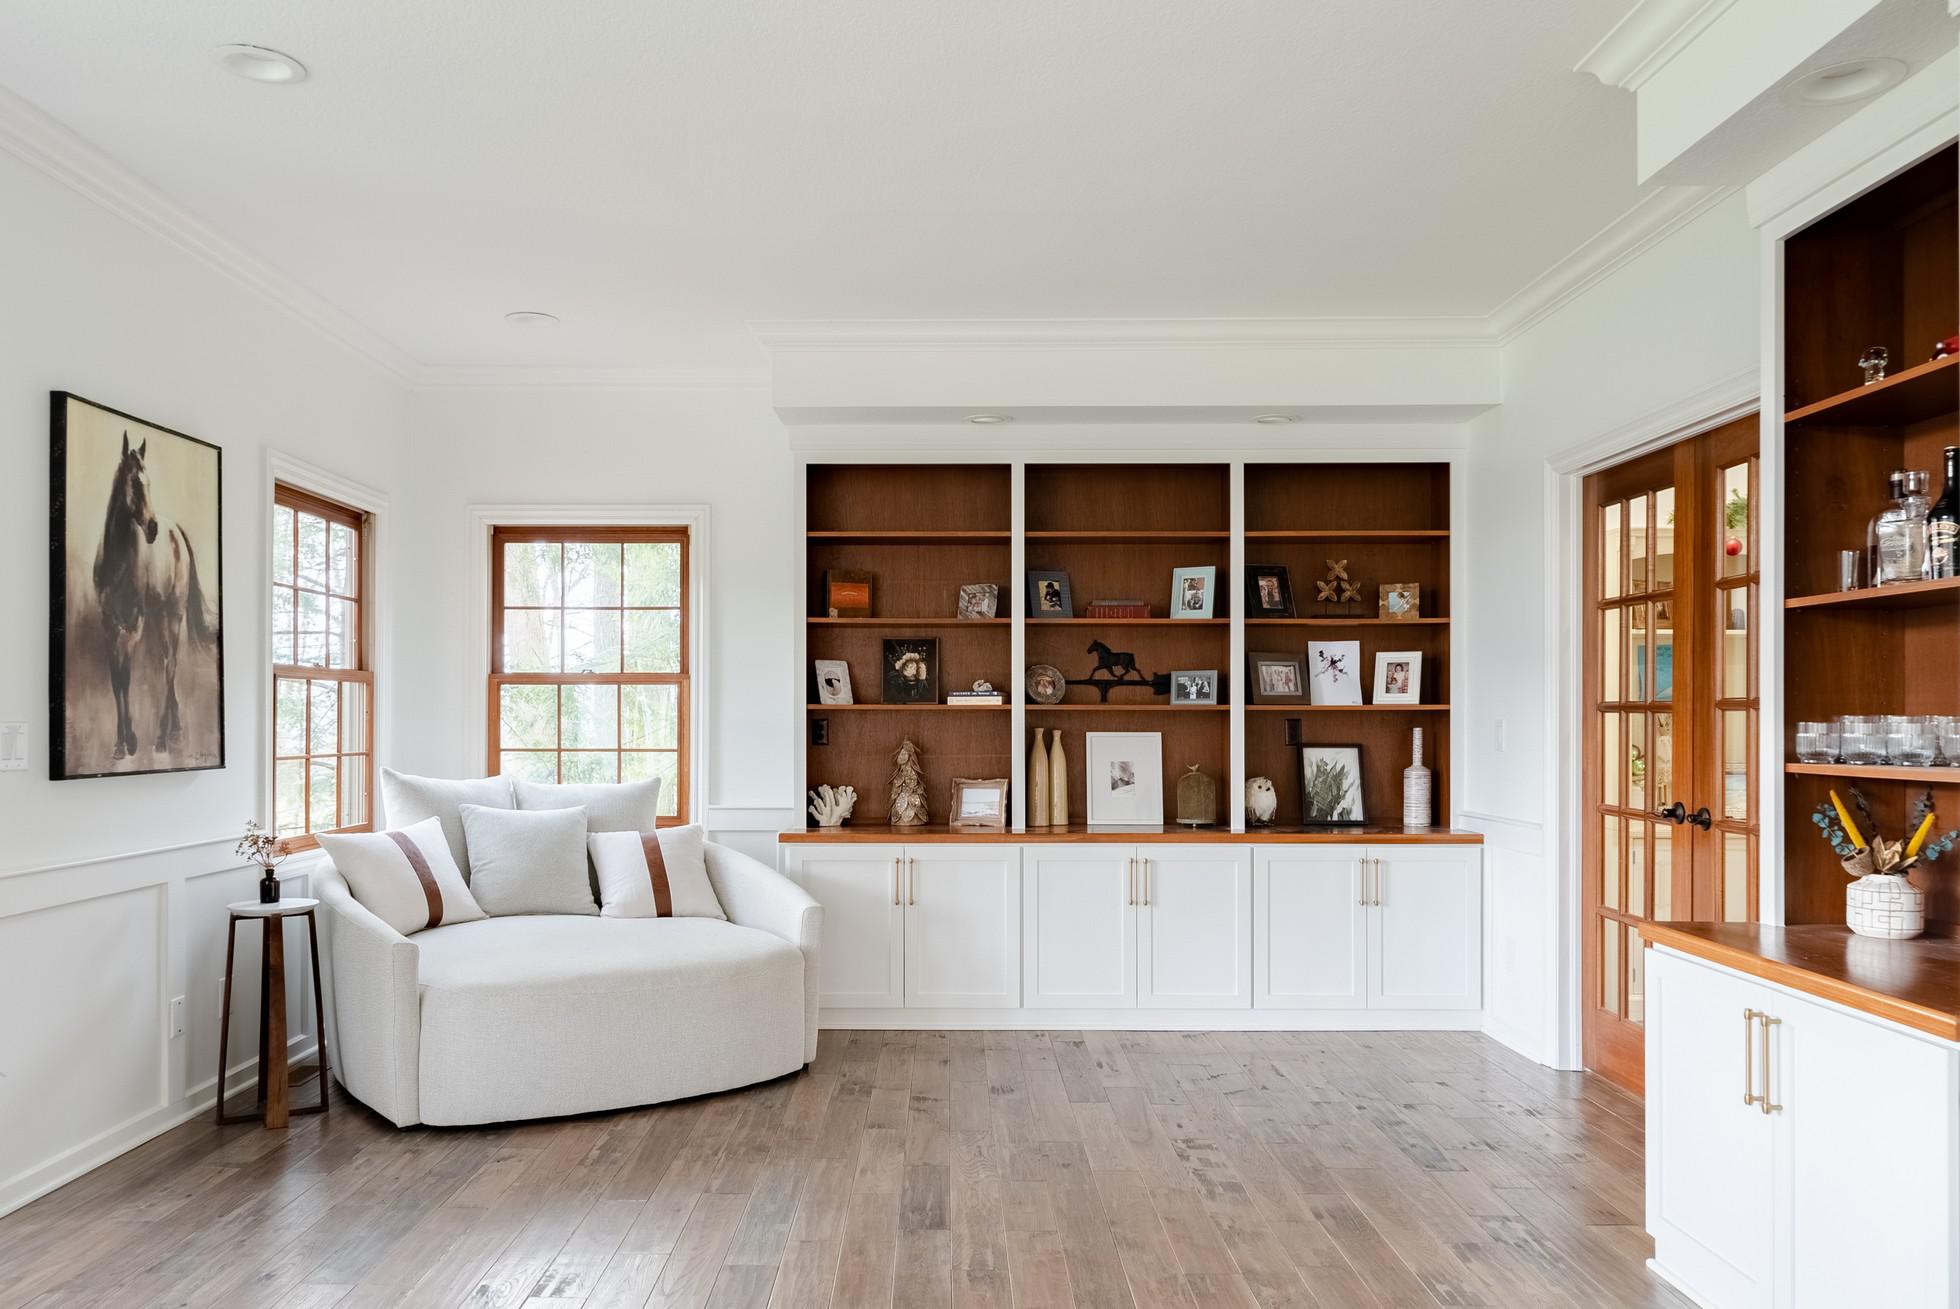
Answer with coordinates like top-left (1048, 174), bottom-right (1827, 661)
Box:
top-left (1574, 0), bottom-right (1741, 91)
top-left (465, 504), bottom-right (712, 824)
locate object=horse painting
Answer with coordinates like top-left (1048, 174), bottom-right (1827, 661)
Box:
top-left (52, 394), bottom-right (224, 779)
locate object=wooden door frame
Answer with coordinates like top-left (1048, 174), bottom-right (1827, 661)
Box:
top-left (1544, 377), bottom-right (1758, 1071)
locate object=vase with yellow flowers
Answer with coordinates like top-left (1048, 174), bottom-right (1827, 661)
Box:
top-left (1813, 788), bottom-right (1957, 939)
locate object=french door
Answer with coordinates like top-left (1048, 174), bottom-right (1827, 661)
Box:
top-left (1582, 413), bottom-right (1759, 1093)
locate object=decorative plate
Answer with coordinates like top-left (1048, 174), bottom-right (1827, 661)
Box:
top-left (1026, 663), bottom-right (1066, 704)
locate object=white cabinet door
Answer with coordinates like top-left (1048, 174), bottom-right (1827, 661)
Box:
top-left (1646, 951), bottom-right (1777, 1309)
top-left (784, 845), bottom-right (905, 1010)
top-left (1136, 846), bottom-right (1251, 1009)
top-left (1022, 846), bottom-right (1136, 1009)
top-left (1253, 846), bottom-right (1368, 1009)
top-left (1779, 992), bottom-right (1960, 1309)
top-left (903, 846), bottom-right (1022, 1009)
top-left (1367, 845), bottom-right (1481, 1010)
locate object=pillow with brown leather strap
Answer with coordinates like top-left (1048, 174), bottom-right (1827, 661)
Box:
top-left (319, 815), bottom-right (486, 936)
top-left (589, 824), bottom-right (724, 919)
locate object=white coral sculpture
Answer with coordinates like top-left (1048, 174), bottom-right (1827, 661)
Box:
top-left (808, 784), bottom-right (858, 827)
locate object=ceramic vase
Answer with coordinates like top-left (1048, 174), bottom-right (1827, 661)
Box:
top-left (1846, 873), bottom-right (1924, 939)
top-left (1049, 730), bottom-right (1069, 825)
top-left (1029, 728), bottom-right (1051, 827)
top-left (1402, 728), bottom-right (1432, 829)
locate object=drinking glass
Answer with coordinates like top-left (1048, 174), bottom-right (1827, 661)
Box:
top-left (1942, 732), bottom-right (1960, 766)
top-left (1889, 726), bottom-right (1937, 767)
top-left (1794, 721), bottom-right (1839, 763)
top-left (1839, 718), bottom-right (1887, 765)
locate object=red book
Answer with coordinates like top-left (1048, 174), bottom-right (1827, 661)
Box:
top-left (1085, 600), bottom-right (1152, 619)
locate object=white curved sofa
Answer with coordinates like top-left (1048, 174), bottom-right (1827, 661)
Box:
top-left (314, 841), bottom-right (820, 1127)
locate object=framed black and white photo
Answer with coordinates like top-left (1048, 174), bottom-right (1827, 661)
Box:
top-left (1026, 570), bottom-right (1073, 619)
top-left (950, 777), bottom-right (1009, 829)
top-left (1300, 745), bottom-right (1365, 824)
top-left (1245, 565), bottom-right (1294, 618)
top-left (1247, 651), bottom-right (1307, 705)
top-left (1307, 639), bottom-right (1364, 706)
top-left (1371, 650), bottom-right (1422, 705)
top-left (813, 658), bottom-right (853, 705)
top-left (51, 392), bottom-right (224, 780)
top-left (882, 638), bottom-right (939, 704)
top-left (957, 583), bottom-right (999, 620)
top-left (1084, 731), bottom-right (1163, 825)
top-left (1170, 565), bottom-right (1216, 619)
top-left (1170, 669), bottom-right (1219, 706)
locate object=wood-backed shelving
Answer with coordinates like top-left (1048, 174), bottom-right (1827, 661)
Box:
top-left (779, 822), bottom-right (1484, 846)
top-left (1245, 703), bottom-right (1452, 713)
top-left (1780, 142), bottom-right (1959, 929)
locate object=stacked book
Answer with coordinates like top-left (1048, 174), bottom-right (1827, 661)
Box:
top-left (1085, 599), bottom-right (1151, 618)
top-left (947, 690), bottom-right (1004, 705)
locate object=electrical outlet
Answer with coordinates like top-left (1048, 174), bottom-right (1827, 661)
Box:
top-left (169, 995), bottom-right (185, 1039)
top-left (0, 722), bottom-right (25, 771)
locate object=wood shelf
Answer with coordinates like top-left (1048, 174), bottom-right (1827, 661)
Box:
top-left (1785, 578), bottom-right (1960, 611)
top-left (1027, 702), bottom-right (1228, 712)
top-left (1784, 354), bottom-right (1959, 428)
top-left (1026, 617), bottom-right (1227, 626)
top-left (806, 617), bottom-right (1010, 628)
top-left (1244, 529), bottom-right (1449, 543)
top-left (780, 823), bottom-right (1484, 846)
top-left (806, 703), bottom-right (1008, 712)
top-left (806, 530), bottom-right (1010, 544)
top-left (1245, 617), bottom-right (1449, 626)
top-left (1245, 703), bottom-right (1451, 713)
top-left (1024, 530), bottom-right (1230, 544)
top-left (1785, 762), bottom-right (1960, 784)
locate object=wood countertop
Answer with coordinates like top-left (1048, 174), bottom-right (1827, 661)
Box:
top-left (1641, 922), bottom-right (1960, 1043)
top-left (779, 824), bottom-right (1483, 845)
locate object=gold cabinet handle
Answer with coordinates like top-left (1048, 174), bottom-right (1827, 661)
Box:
top-left (893, 856), bottom-right (902, 907)
top-left (1126, 856), bottom-right (1136, 906)
top-left (1358, 857), bottom-right (1370, 907)
top-left (1141, 857), bottom-right (1150, 907)
top-left (1742, 1008), bottom-right (1761, 1107)
top-left (1758, 1013), bottom-right (1781, 1115)
top-left (1372, 857), bottom-right (1384, 907)
top-left (907, 857), bottom-right (917, 906)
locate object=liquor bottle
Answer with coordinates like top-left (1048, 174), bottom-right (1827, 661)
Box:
top-left (1928, 446), bottom-right (1960, 581)
top-left (1870, 469), bottom-right (1930, 585)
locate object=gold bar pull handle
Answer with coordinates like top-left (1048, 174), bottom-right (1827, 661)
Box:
top-left (1373, 858), bottom-right (1385, 907)
top-left (1742, 1008), bottom-right (1762, 1107)
top-left (1758, 1014), bottom-right (1782, 1115)
top-left (1142, 858), bottom-right (1151, 907)
top-left (1127, 857), bottom-right (1135, 906)
top-left (893, 856), bottom-right (902, 907)
top-left (908, 857), bottom-right (917, 907)
top-left (1358, 858), bottom-right (1369, 908)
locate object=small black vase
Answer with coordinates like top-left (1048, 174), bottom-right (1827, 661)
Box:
top-left (258, 869), bottom-right (281, 905)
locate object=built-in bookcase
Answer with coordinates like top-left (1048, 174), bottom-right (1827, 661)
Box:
top-left (1779, 143), bottom-right (1959, 928)
top-left (800, 458), bottom-right (1461, 835)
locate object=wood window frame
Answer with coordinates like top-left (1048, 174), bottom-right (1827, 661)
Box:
top-left (272, 482), bottom-right (375, 852)
top-left (488, 524), bottom-right (691, 825)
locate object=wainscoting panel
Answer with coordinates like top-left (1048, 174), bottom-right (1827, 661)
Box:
top-left (1462, 810), bottom-right (1558, 1067)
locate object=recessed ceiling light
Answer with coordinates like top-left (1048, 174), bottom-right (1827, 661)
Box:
top-left (1252, 414), bottom-right (1297, 425)
top-left (504, 311), bottom-right (560, 327)
top-left (964, 414), bottom-right (1012, 425)
top-left (1786, 58), bottom-right (1907, 106)
top-left (214, 44), bottom-right (307, 84)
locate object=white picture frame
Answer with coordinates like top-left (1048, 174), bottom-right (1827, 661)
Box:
top-left (1371, 650), bottom-right (1422, 705)
top-left (1307, 639), bottom-right (1363, 706)
top-left (1085, 731), bottom-right (1164, 826)
top-left (813, 658), bottom-right (853, 705)
top-left (1170, 565), bottom-right (1217, 619)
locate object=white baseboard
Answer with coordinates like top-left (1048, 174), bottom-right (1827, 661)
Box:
top-left (819, 1008), bottom-right (1485, 1032)
top-left (1480, 1013), bottom-right (1557, 1067)
top-left (0, 1036), bottom-right (317, 1220)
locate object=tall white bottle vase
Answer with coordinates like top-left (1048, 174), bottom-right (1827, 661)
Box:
top-left (1403, 728), bottom-right (1432, 829)
top-left (1029, 728), bottom-right (1051, 827)
top-left (1050, 730), bottom-right (1069, 826)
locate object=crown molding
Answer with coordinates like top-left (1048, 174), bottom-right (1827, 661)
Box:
top-left (1485, 183), bottom-right (1735, 341)
top-left (1575, 0), bottom-right (1740, 91)
top-left (0, 84), bottom-right (422, 384)
top-left (751, 316), bottom-right (1491, 351)
top-left (406, 364), bottom-right (771, 391)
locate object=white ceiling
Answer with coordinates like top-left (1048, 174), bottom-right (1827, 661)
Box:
top-left (0, 0), bottom-right (1650, 373)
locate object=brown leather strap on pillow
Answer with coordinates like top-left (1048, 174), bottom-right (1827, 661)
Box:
top-left (640, 832), bottom-right (674, 917)
top-left (385, 829), bottom-right (444, 929)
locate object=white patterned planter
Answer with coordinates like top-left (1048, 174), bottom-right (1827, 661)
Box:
top-left (1846, 873), bottom-right (1925, 940)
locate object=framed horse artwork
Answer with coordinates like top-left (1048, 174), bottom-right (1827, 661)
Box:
top-left (50, 393), bottom-right (225, 779)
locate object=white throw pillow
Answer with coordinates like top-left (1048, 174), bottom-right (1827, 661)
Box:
top-left (591, 825), bottom-right (724, 920)
top-left (318, 816), bottom-right (486, 937)
top-left (511, 777), bottom-right (661, 832)
top-left (458, 804), bottom-right (598, 917)
top-left (379, 769), bottom-right (513, 875)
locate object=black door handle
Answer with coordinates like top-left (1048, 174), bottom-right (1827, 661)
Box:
top-left (1655, 802), bottom-right (1713, 831)
top-left (1686, 806), bottom-right (1713, 831)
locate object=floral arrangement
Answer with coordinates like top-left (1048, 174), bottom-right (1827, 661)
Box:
top-left (1811, 787), bottom-right (1957, 876)
top-left (235, 819), bottom-right (287, 872)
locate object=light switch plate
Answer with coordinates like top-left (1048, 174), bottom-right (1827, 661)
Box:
top-left (0, 722), bottom-right (25, 771)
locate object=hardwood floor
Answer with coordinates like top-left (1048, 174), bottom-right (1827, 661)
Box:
top-left (0, 1031), bottom-right (1690, 1308)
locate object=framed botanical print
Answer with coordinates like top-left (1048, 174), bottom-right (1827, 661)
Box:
top-left (50, 392), bottom-right (225, 779)
top-left (1300, 745), bottom-right (1365, 824)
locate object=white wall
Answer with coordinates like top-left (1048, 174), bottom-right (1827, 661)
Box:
top-left (392, 386), bottom-right (799, 862)
top-left (0, 147), bottom-right (410, 1213)
top-left (1463, 190), bottom-right (1762, 1065)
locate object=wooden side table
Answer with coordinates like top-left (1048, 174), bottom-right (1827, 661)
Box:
top-left (217, 898), bottom-right (330, 1128)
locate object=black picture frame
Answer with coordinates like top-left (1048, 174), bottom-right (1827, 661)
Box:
top-left (1245, 564), bottom-right (1295, 618)
top-left (1026, 570), bottom-right (1073, 619)
top-left (1300, 744), bottom-right (1366, 825)
top-left (882, 638), bottom-right (940, 704)
top-left (50, 392), bottom-right (226, 781)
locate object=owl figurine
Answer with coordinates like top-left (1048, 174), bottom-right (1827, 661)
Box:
top-left (1245, 776), bottom-right (1278, 826)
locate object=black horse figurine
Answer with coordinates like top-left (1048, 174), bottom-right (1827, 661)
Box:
top-left (1086, 640), bottom-right (1140, 682)
top-left (93, 432), bottom-right (217, 759)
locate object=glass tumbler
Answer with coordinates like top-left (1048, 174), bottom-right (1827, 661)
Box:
top-left (1794, 721), bottom-right (1839, 763)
